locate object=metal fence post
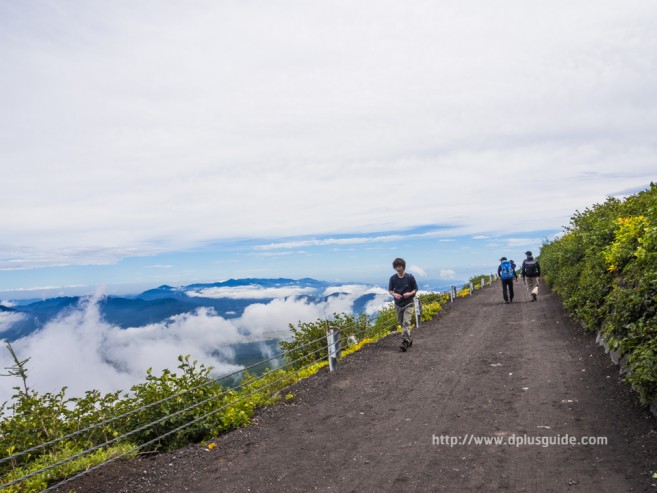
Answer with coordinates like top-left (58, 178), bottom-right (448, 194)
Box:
top-left (327, 326), bottom-right (341, 372)
top-left (414, 297), bottom-right (421, 328)
top-left (450, 287), bottom-right (454, 303)
top-left (469, 282), bottom-right (474, 295)
top-left (489, 274), bottom-right (494, 284)
top-left (481, 278), bottom-right (485, 289)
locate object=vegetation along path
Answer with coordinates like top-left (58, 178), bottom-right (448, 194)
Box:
top-left (59, 282), bottom-right (657, 492)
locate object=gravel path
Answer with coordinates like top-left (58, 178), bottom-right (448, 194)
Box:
top-left (57, 281), bottom-right (657, 492)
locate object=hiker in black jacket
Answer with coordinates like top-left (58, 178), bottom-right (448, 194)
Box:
top-left (521, 251), bottom-right (541, 301)
top-left (388, 258), bottom-right (418, 352)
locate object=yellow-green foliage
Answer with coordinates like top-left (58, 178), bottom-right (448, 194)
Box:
top-left (456, 287), bottom-right (470, 298)
top-left (603, 215), bottom-right (650, 272)
top-left (541, 183), bottom-right (657, 405)
top-left (0, 443), bottom-right (134, 493)
top-left (341, 336), bottom-right (378, 357)
top-left (420, 302), bottom-right (442, 321)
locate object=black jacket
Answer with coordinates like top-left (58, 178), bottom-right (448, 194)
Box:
top-left (521, 257), bottom-right (541, 278)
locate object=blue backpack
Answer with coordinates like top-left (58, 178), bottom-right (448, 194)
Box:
top-left (500, 260), bottom-right (514, 280)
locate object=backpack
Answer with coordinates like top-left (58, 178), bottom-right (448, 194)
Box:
top-left (500, 260), bottom-right (514, 280)
top-left (524, 259), bottom-right (538, 276)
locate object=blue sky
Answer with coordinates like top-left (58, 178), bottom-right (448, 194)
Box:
top-left (0, 225), bottom-right (557, 299)
top-left (1, 1), bottom-right (656, 300)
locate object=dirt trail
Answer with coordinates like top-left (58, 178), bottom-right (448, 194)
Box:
top-left (59, 282), bottom-right (657, 492)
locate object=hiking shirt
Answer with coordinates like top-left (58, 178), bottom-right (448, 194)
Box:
top-left (389, 273), bottom-right (418, 307)
top-left (521, 256), bottom-right (541, 278)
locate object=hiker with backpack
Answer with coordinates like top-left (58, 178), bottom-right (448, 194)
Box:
top-left (521, 251), bottom-right (541, 301)
top-left (498, 257), bottom-right (518, 303)
top-left (388, 257), bottom-right (418, 352)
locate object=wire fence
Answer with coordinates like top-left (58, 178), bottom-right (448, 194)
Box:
top-left (0, 286), bottom-right (487, 492)
top-left (0, 316), bottom-right (395, 491)
top-left (0, 330), bottom-right (330, 468)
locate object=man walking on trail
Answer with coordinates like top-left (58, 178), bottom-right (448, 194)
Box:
top-left (498, 257), bottom-right (518, 303)
top-left (389, 258), bottom-right (418, 352)
top-left (521, 251), bottom-right (541, 301)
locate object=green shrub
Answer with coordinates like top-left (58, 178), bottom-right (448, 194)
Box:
top-left (541, 183), bottom-right (657, 404)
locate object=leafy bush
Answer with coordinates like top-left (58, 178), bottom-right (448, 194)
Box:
top-left (420, 302), bottom-right (442, 321)
top-left (468, 274), bottom-right (492, 290)
top-left (278, 312), bottom-right (369, 370)
top-left (541, 183), bottom-right (657, 404)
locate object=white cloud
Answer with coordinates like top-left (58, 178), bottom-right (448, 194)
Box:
top-left (186, 285), bottom-right (316, 299)
top-left (439, 269), bottom-right (457, 279)
top-left (256, 234), bottom-right (418, 251)
top-left (323, 284), bottom-right (376, 296)
top-left (1, 0), bottom-right (656, 274)
top-left (0, 285), bottom-right (388, 403)
top-left (407, 265), bottom-right (427, 277)
top-left (234, 297), bottom-right (321, 338)
top-left (0, 298), bottom-right (248, 404)
top-left (488, 237), bottom-right (544, 248)
top-left (320, 285), bottom-right (391, 316)
top-left (0, 311), bottom-right (25, 333)
top-left (363, 293), bottom-right (394, 315)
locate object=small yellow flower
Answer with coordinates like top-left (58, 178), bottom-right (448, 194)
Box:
top-left (207, 443), bottom-right (217, 450)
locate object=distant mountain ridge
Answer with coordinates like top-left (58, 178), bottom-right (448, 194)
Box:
top-left (0, 277), bottom-right (460, 343)
top-left (0, 278), bottom-right (361, 342)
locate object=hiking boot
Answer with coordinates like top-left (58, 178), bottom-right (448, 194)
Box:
top-left (531, 293), bottom-right (537, 301)
top-left (400, 339), bottom-right (409, 351)
top-left (407, 339), bottom-right (413, 347)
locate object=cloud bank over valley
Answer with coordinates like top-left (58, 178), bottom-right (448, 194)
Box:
top-left (0, 281), bottom-right (393, 404)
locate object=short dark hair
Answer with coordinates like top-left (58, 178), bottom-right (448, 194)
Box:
top-left (392, 258), bottom-right (406, 268)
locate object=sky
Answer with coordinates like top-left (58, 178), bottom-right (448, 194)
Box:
top-left (1, 1), bottom-right (656, 301)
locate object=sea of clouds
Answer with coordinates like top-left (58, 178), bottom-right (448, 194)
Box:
top-left (0, 285), bottom-right (390, 405)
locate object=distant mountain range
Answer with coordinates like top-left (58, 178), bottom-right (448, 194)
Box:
top-left (0, 278), bottom-right (385, 343)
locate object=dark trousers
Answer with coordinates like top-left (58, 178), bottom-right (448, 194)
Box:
top-left (501, 279), bottom-right (515, 302)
